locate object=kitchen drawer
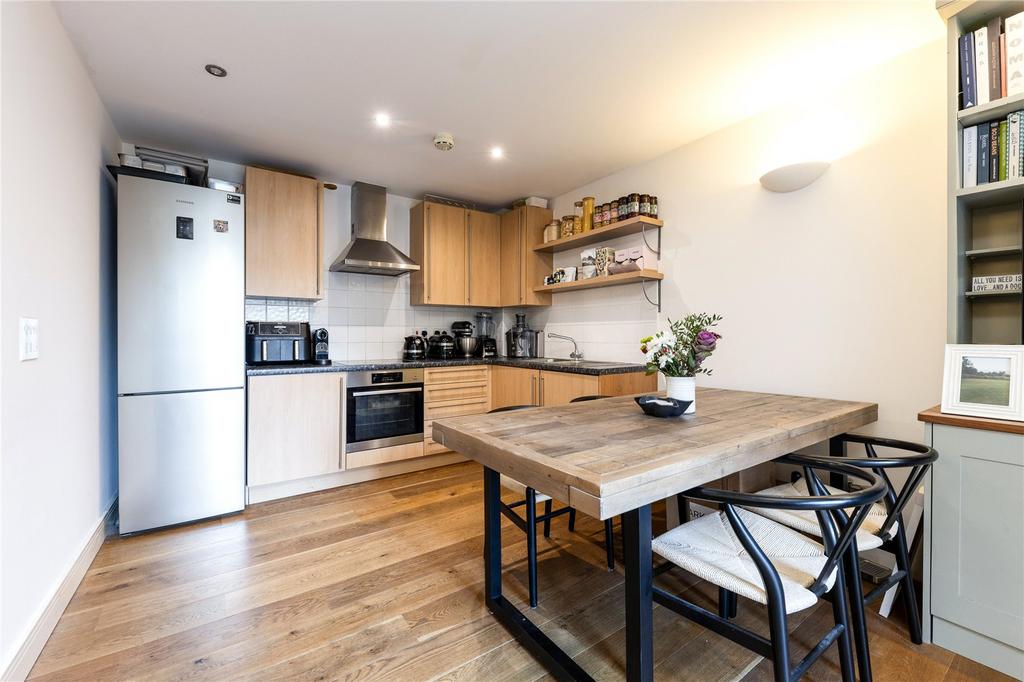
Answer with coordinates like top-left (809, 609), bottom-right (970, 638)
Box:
top-left (424, 398), bottom-right (489, 421)
top-left (346, 441), bottom-right (424, 470)
top-left (424, 380), bottom-right (488, 404)
top-left (424, 365), bottom-right (489, 385)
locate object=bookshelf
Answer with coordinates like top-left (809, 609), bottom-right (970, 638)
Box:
top-left (946, 1), bottom-right (1024, 344)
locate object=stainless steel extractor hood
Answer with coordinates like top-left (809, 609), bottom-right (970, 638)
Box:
top-left (329, 182), bottom-right (420, 276)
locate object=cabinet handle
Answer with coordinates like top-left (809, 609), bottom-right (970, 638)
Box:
top-left (531, 375), bottom-right (536, 405)
top-left (425, 206), bottom-right (431, 301)
top-left (539, 376), bottom-right (544, 405)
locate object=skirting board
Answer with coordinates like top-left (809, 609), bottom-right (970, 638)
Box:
top-left (247, 452), bottom-right (467, 504)
top-left (2, 499), bottom-right (116, 681)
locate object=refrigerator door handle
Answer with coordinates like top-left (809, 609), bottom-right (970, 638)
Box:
top-left (261, 339), bottom-right (268, 361)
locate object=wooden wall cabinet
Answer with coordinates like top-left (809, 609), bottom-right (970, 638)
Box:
top-left (490, 366), bottom-right (656, 410)
top-left (499, 205), bottom-right (553, 307)
top-left (410, 202), bottom-right (501, 307)
top-left (247, 373), bottom-right (344, 487)
top-left (244, 166), bottom-right (324, 300)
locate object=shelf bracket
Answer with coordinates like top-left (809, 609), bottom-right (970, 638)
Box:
top-left (641, 279), bottom-right (662, 312)
top-left (641, 223), bottom-right (661, 255)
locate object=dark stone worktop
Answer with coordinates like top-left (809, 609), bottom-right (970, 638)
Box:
top-left (246, 356), bottom-right (647, 377)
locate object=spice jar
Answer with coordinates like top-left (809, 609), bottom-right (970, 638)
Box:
top-left (649, 195), bottom-right (658, 219)
top-left (640, 194), bottom-right (651, 217)
top-left (581, 196), bottom-right (595, 231)
top-left (609, 199), bottom-right (619, 224)
top-left (629, 193), bottom-right (640, 218)
top-left (619, 197), bottom-right (628, 221)
top-left (601, 203), bottom-right (611, 225)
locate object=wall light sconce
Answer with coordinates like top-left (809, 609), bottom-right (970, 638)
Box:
top-left (758, 161), bottom-right (830, 193)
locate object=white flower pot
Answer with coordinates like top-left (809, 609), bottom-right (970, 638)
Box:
top-left (665, 376), bottom-right (696, 414)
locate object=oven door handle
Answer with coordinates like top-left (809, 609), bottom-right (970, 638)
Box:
top-left (351, 387), bottom-right (423, 397)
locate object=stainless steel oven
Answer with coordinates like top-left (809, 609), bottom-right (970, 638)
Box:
top-left (345, 369), bottom-right (424, 453)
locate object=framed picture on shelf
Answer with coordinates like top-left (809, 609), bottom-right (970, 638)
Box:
top-left (941, 344), bottom-right (1024, 422)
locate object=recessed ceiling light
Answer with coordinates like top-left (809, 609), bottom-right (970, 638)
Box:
top-left (374, 112), bottom-right (391, 128)
top-left (490, 146), bottom-right (504, 160)
top-left (204, 64), bottom-right (228, 78)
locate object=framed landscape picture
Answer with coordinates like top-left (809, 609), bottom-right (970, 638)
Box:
top-left (941, 345), bottom-right (1024, 422)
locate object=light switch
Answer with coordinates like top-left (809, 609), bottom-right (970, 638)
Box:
top-left (19, 317), bottom-right (38, 361)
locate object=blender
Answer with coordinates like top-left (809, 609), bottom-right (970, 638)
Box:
top-left (474, 312), bottom-right (497, 358)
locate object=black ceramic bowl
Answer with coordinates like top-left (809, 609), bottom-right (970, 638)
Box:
top-left (634, 395), bottom-right (692, 418)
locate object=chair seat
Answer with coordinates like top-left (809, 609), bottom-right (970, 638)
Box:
top-left (652, 508), bottom-right (835, 614)
top-left (750, 480), bottom-right (895, 550)
top-left (500, 474), bottom-right (551, 503)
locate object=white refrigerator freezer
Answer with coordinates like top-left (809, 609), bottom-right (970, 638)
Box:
top-left (117, 175), bottom-right (245, 534)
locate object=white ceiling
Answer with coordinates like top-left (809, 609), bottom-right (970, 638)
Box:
top-left (56, 1), bottom-right (943, 206)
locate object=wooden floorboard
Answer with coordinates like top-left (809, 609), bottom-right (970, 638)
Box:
top-left (29, 461), bottom-right (1011, 681)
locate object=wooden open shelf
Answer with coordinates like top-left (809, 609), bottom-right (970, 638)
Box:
top-left (957, 92), bottom-right (1024, 127)
top-left (533, 216), bottom-right (662, 253)
top-left (533, 269), bottom-right (663, 293)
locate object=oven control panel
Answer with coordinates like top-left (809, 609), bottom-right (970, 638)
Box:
top-left (371, 372), bottom-right (404, 384)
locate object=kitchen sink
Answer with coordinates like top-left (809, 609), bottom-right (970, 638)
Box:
top-left (532, 358), bottom-right (638, 368)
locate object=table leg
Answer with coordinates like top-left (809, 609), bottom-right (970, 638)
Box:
top-left (829, 435), bottom-right (848, 490)
top-left (622, 505), bottom-right (654, 682)
top-left (482, 467), bottom-right (593, 682)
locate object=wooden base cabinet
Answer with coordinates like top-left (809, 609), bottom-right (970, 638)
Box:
top-left (923, 421), bottom-right (1024, 679)
top-left (247, 373), bottom-right (344, 487)
top-left (424, 366), bottom-right (491, 455)
top-left (244, 167), bottom-right (324, 300)
top-left (490, 366), bottom-right (656, 410)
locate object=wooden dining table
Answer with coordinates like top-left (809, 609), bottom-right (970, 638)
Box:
top-left (432, 386), bottom-right (877, 682)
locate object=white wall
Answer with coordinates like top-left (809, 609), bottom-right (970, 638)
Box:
top-left (1, 2), bottom-right (121, 672)
top-left (547, 40), bottom-right (947, 440)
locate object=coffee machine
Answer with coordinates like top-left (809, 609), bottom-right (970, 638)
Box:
top-left (312, 327), bottom-right (331, 366)
top-left (474, 312), bottom-right (497, 358)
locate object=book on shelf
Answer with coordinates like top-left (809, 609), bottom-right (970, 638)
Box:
top-left (1001, 33), bottom-right (1008, 98)
top-left (989, 119), bottom-right (999, 182)
top-left (1009, 11), bottom-right (1024, 97)
top-left (961, 109), bottom-right (1024, 188)
top-left (960, 32), bottom-right (977, 109)
top-left (976, 26), bottom-right (990, 106)
top-left (958, 11), bottom-right (1024, 109)
top-left (979, 122), bottom-right (991, 183)
top-left (988, 17), bottom-right (1004, 101)
top-left (963, 125), bottom-right (978, 188)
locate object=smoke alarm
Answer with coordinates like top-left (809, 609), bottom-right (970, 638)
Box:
top-left (433, 133), bottom-right (455, 151)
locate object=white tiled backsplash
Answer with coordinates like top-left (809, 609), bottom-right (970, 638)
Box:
top-left (245, 273), bottom-right (495, 362)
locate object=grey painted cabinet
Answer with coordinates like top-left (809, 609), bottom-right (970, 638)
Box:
top-left (924, 423), bottom-right (1024, 679)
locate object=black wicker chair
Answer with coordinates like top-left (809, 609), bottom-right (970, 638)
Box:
top-left (748, 435), bottom-right (938, 681)
top-left (652, 454), bottom-right (887, 682)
